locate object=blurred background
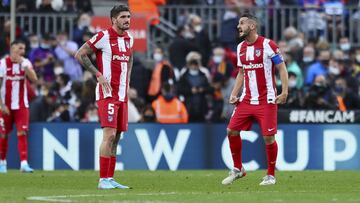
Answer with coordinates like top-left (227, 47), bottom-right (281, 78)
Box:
top-left (1, 0), bottom-right (360, 171)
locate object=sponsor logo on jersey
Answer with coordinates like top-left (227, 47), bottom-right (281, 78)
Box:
top-left (243, 63), bottom-right (264, 69)
top-left (112, 54), bottom-right (130, 61)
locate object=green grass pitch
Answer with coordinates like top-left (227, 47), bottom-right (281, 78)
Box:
top-left (0, 170), bottom-right (359, 203)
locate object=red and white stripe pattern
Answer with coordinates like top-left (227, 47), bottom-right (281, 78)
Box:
top-left (87, 27), bottom-right (133, 102)
top-left (237, 36), bottom-right (279, 105)
top-left (0, 56), bottom-right (31, 109)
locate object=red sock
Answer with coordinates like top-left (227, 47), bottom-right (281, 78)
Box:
top-left (266, 141), bottom-right (278, 176)
top-left (0, 137), bottom-right (8, 160)
top-left (108, 156), bottom-right (116, 178)
top-left (17, 135), bottom-right (28, 161)
top-left (99, 156), bottom-right (110, 178)
top-left (228, 135), bottom-right (242, 170)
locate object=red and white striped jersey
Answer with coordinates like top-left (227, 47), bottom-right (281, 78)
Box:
top-left (87, 27), bottom-right (133, 102)
top-left (237, 36), bottom-right (282, 105)
top-left (0, 56), bottom-right (32, 110)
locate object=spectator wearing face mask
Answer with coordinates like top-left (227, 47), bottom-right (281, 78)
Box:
top-left (282, 52), bottom-right (303, 89)
top-left (333, 77), bottom-right (360, 111)
top-left (178, 53), bottom-right (214, 122)
top-left (305, 49), bottom-right (331, 86)
top-left (304, 75), bottom-right (337, 109)
top-left (28, 33), bottom-right (57, 82)
top-left (168, 26), bottom-right (199, 70)
top-left (54, 31), bottom-right (83, 81)
top-left (339, 37), bottom-right (351, 59)
top-left (301, 45), bottom-right (316, 69)
top-left (73, 13), bottom-right (94, 46)
top-left (208, 45), bottom-right (234, 81)
top-left (152, 83), bottom-right (188, 123)
top-left (188, 14), bottom-right (211, 66)
top-left (148, 47), bottom-right (175, 100)
top-left (281, 72), bottom-right (305, 109)
top-left (351, 47), bottom-right (360, 79)
top-left (81, 104), bottom-right (99, 122)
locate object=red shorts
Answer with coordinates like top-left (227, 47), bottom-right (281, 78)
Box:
top-left (228, 102), bottom-right (277, 136)
top-left (0, 108), bottom-right (29, 135)
top-left (97, 98), bottom-right (128, 132)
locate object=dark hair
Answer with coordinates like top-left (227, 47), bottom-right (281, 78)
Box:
top-left (110, 5), bottom-right (130, 19)
top-left (10, 40), bottom-right (25, 47)
top-left (241, 13), bottom-right (258, 22)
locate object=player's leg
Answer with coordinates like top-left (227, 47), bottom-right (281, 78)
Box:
top-left (14, 109), bottom-right (33, 172)
top-left (256, 104), bottom-right (278, 185)
top-left (222, 103), bottom-right (252, 185)
top-left (107, 102), bottom-right (129, 189)
top-left (0, 112), bottom-right (13, 173)
top-left (97, 99), bottom-right (119, 189)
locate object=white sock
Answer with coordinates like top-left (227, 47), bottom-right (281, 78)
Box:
top-left (20, 160), bottom-right (28, 167)
top-left (107, 177), bottom-right (113, 180)
top-left (0, 159), bottom-right (6, 165)
top-left (99, 178), bottom-right (107, 182)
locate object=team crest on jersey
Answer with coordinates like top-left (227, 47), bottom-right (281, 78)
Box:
top-left (108, 115), bottom-right (113, 122)
top-left (255, 49), bottom-right (261, 57)
top-left (125, 41), bottom-right (130, 49)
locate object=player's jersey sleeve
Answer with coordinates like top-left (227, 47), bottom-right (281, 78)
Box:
top-left (128, 32), bottom-right (134, 49)
top-left (21, 58), bottom-right (34, 71)
top-left (265, 39), bottom-right (284, 65)
top-left (0, 59), bottom-right (6, 78)
top-left (236, 43), bottom-right (243, 68)
top-left (86, 31), bottom-right (107, 52)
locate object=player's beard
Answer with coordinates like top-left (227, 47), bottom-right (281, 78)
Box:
top-left (239, 27), bottom-right (250, 41)
top-left (117, 22), bottom-right (130, 31)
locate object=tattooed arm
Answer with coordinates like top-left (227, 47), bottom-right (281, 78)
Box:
top-left (75, 43), bottom-right (112, 94)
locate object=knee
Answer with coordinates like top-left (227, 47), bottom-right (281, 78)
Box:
top-left (227, 128), bottom-right (240, 136)
top-left (264, 136), bottom-right (275, 145)
top-left (103, 128), bottom-right (116, 142)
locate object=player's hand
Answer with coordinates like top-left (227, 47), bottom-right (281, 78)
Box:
top-left (275, 92), bottom-right (288, 104)
top-left (0, 104), bottom-right (10, 115)
top-left (229, 95), bottom-right (239, 104)
top-left (97, 74), bottom-right (112, 96)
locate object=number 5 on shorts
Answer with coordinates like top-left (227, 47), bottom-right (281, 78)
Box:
top-left (108, 103), bottom-right (114, 115)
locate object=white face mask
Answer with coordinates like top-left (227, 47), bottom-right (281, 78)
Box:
top-left (213, 55), bottom-right (223, 63)
top-left (30, 42), bottom-right (39, 49)
top-left (340, 43), bottom-right (351, 51)
top-left (59, 40), bottom-right (66, 46)
top-left (329, 66), bottom-right (340, 75)
top-left (54, 67), bottom-right (64, 75)
top-left (183, 31), bottom-right (194, 39)
top-left (153, 53), bottom-right (163, 62)
top-left (40, 43), bottom-right (50, 49)
top-left (289, 80), bottom-right (297, 88)
top-left (356, 55), bottom-right (360, 63)
top-left (303, 56), bottom-right (314, 63)
top-left (194, 25), bottom-right (202, 33)
top-left (88, 115), bottom-right (99, 122)
top-left (189, 69), bottom-right (199, 76)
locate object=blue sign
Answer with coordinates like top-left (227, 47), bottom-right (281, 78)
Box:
top-left (6, 123), bottom-right (360, 170)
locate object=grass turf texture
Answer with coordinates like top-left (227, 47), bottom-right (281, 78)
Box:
top-left (0, 170), bottom-right (359, 203)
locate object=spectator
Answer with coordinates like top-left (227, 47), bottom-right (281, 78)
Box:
top-left (55, 73), bottom-right (72, 99)
top-left (168, 26), bottom-right (199, 70)
top-left (305, 49), bottom-right (331, 85)
top-left (81, 104), bottom-right (98, 122)
top-left (28, 34), bottom-right (40, 51)
top-left (76, 0), bottom-right (93, 14)
top-left (301, 45), bottom-right (316, 68)
top-left (188, 14), bottom-right (212, 66)
top-left (220, 5), bottom-right (240, 51)
top-left (304, 75), bottom-right (338, 109)
top-left (282, 72), bottom-right (304, 108)
top-left (148, 47), bottom-right (175, 99)
top-left (181, 51), bottom-right (211, 81)
top-left (128, 88), bottom-right (143, 123)
top-left (0, 20), bottom-right (24, 57)
top-left (152, 83), bottom-right (188, 123)
top-left (73, 13), bottom-right (94, 46)
top-left (36, 0), bottom-right (63, 12)
top-left (333, 77), bottom-right (360, 111)
top-left (17, 0), bottom-right (36, 12)
top-left (29, 33), bottom-right (56, 82)
top-left (142, 105), bottom-right (156, 122)
top-left (338, 37), bottom-right (351, 59)
top-left (283, 52), bottom-right (303, 89)
top-left (54, 31), bottom-right (83, 81)
top-left (178, 54), bottom-right (213, 122)
top-left (208, 45), bottom-right (234, 80)
top-left (29, 91), bottom-right (57, 122)
top-left (130, 56), bottom-right (151, 101)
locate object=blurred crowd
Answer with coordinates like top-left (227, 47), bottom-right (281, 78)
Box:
top-left (0, 0), bottom-right (359, 123)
